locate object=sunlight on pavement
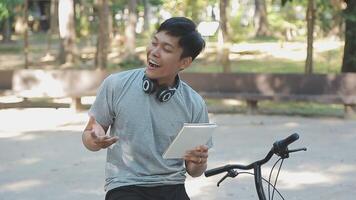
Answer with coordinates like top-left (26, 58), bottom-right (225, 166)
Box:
top-left (15, 158), bottom-right (41, 166)
top-left (277, 171), bottom-right (337, 189)
top-left (283, 122), bottom-right (300, 128)
top-left (266, 163), bottom-right (356, 190)
top-left (0, 108), bottom-right (87, 132)
top-left (0, 179), bottom-right (44, 192)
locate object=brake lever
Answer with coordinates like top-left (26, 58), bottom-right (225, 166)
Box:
top-left (287, 147), bottom-right (307, 154)
top-left (217, 169), bottom-right (239, 187)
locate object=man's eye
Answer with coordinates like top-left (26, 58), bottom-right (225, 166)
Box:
top-left (164, 48), bottom-right (172, 53)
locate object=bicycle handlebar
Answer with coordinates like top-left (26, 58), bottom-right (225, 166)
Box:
top-left (204, 133), bottom-right (305, 200)
top-left (273, 133), bottom-right (299, 152)
top-left (205, 133), bottom-right (300, 177)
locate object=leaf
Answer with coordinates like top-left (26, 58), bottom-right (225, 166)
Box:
top-left (281, 0), bottom-right (293, 7)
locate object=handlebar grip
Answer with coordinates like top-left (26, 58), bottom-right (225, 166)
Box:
top-left (205, 165), bottom-right (231, 177)
top-left (274, 133), bottom-right (299, 149)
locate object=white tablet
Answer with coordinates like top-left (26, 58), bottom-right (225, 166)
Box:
top-left (163, 123), bottom-right (217, 159)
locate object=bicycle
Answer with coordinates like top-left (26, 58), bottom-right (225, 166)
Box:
top-left (204, 133), bottom-right (307, 200)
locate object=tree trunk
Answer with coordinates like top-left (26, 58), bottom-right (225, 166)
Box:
top-left (24, 0), bottom-right (29, 68)
top-left (125, 0), bottom-right (137, 57)
top-left (47, 0), bottom-right (58, 53)
top-left (143, 0), bottom-right (151, 32)
top-left (341, 0), bottom-right (356, 73)
top-left (219, 0), bottom-right (231, 73)
top-left (95, 0), bottom-right (110, 69)
top-left (305, 0), bottom-right (315, 74)
top-left (1, 17), bottom-right (12, 42)
top-left (58, 0), bottom-right (76, 65)
top-left (254, 0), bottom-right (270, 37)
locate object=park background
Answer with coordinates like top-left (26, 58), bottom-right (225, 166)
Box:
top-left (1, 0), bottom-right (356, 116)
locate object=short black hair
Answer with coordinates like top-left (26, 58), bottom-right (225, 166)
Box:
top-left (157, 17), bottom-right (205, 60)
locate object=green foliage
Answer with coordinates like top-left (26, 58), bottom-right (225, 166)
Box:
top-left (111, 0), bottom-right (127, 13)
top-left (149, 0), bottom-right (163, 6)
top-left (75, 2), bottom-right (93, 38)
top-left (281, 0), bottom-right (293, 7)
top-left (116, 56), bottom-right (144, 70)
top-left (0, 3), bottom-right (9, 19)
top-left (0, 0), bottom-right (23, 20)
top-left (228, 9), bottom-right (254, 43)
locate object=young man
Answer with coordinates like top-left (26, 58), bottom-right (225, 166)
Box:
top-left (82, 17), bottom-right (211, 200)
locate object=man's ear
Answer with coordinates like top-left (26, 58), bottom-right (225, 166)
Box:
top-left (179, 57), bottom-right (193, 71)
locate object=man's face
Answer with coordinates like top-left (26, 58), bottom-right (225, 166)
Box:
top-left (146, 31), bottom-right (191, 86)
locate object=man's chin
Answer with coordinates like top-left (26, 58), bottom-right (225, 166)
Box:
top-left (144, 68), bottom-right (156, 79)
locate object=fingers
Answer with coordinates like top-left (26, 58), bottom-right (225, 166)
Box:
top-left (90, 129), bottom-right (118, 149)
top-left (95, 136), bottom-right (118, 149)
top-left (184, 145), bottom-right (209, 165)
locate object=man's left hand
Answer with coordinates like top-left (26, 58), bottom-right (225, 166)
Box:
top-left (184, 145), bottom-right (209, 165)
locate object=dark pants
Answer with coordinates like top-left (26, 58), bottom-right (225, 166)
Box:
top-left (105, 184), bottom-right (190, 200)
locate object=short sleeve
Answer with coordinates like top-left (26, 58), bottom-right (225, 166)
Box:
top-left (89, 75), bottom-right (115, 128)
top-left (193, 100), bottom-right (209, 124)
top-left (193, 100), bottom-right (213, 148)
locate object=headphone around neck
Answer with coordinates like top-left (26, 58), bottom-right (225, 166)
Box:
top-left (142, 75), bottom-right (179, 102)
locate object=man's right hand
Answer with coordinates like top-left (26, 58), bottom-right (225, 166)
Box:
top-left (89, 123), bottom-right (118, 149)
top-left (82, 116), bottom-right (118, 151)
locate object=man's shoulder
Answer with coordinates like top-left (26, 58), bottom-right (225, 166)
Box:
top-left (106, 68), bottom-right (144, 82)
top-left (110, 68), bottom-right (143, 78)
top-left (179, 80), bottom-right (205, 103)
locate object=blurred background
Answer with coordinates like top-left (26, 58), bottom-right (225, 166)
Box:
top-left (1, 0), bottom-right (355, 116)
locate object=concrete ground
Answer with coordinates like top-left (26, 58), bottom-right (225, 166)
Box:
top-left (0, 108), bottom-right (355, 200)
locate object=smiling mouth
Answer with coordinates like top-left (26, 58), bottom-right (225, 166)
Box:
top-left (148, 60), bottom-right (160, 68)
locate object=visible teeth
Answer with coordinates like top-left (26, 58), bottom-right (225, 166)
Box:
top-left (149, 60), bottom-right (160, 68)
top-left (150, 60), bottom-right (159, 65)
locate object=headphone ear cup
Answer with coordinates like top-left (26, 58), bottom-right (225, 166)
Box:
top-left (156, 87), bottom-right (176, 102)
top-left (142, 77), bottom-right (156, 94)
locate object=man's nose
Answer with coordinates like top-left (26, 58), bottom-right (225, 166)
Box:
top-left (151, 46), bottom-right (160, 57)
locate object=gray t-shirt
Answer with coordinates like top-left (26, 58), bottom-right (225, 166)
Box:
top-left (89, 68), bottom-right (210, 191)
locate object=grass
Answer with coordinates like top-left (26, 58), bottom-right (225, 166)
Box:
top-left (188, 58), bottom-right (305, 73)
top-left (205, 99), bottom-right (345, 118)
top-left (0, 43), bottom-right (22, 54)
top-left (258, 101), bottom-right (344, 117)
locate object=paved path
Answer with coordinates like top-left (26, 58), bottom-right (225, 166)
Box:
top-left (1, 108), bottom-right (355, 200)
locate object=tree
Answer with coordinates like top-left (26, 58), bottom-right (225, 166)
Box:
top-left (254, 0), bottom-right (270, 37)
top-left (143, 0), bottom-right (151, 32)
top-left (95, 0), bottom-right (110, 69)
top-left (125, 0), bottom-right (137, 58)
top-left (281, 0), bottom-right (315, 74)
top-left (341, 0), bottom-right (356, 72)
top-left (43, 0), bottom-right (58, 61)
top-left (218, 0), bottom-right (231, 73)
top-left (305, 0), bottom-right (315, 74)
top-left (24, 0), bottom-right (28, 68)
top-left (58, 0), bottom-right (77, 65)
